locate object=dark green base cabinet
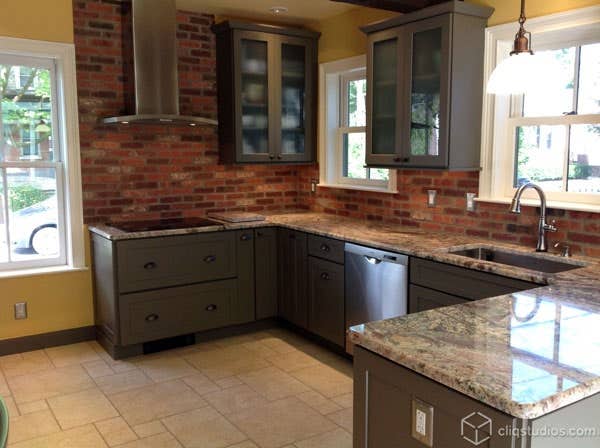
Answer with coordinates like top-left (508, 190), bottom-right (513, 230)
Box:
top-left (92, 229), bottom-right (257, 359)
top-left (354, 346), bottom-right (600, 448)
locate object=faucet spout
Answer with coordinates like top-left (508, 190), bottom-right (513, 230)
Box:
top-left (509, 182), bottom-right (556, 252)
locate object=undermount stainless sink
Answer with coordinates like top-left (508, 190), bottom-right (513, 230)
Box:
top-left (448, 247), bottom-right (584, 274)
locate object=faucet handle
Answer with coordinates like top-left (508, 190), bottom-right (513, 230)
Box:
top-left (544, 219), bottom-right (557, 232)
top-left (553, 242), bottom-right (571, 258)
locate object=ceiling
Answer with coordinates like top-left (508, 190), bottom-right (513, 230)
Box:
top-left (176, 0), bottom-right (359, 24)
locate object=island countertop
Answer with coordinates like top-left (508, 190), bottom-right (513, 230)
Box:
top-left (90, 212), bottom-right (600, 419)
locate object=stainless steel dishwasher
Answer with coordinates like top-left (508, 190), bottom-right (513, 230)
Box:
top-left (344, 242), bottom-right (408, 354)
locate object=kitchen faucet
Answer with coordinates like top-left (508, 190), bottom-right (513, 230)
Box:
top-left (509, 182), bottom-right (557, 252)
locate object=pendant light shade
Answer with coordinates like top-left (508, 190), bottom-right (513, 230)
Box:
top-left (487, 0), bottom-right (538, 95)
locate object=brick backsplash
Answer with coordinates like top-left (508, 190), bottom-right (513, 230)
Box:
top-left (74, 0), bottom-right (302, 224)
top-left (73, 0), bottom-right (599, 256)
top-left (298, 166), bottom-right (600, 257)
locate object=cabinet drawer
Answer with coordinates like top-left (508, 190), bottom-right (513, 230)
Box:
top-left (308, 234), bottom-right (345, 264)
top-left (117, 232), bottom-right (236, 293)
top-left (410, 258), bottom-right (539, 301)
top-left (119, 280), bottom-right (236, 345)
top-left (409, 285), bottom-right (468, 314)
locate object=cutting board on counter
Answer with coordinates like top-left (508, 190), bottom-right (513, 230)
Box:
top-left (207, 212), bottom-right (266, 223)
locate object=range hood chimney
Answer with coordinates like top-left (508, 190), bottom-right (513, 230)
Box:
top-left (103, 0), bottom-right (218, 126)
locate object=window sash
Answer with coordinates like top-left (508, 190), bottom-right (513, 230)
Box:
top-left (336, 127), bottom-right (389, 187)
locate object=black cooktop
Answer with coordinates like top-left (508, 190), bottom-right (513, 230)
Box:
top-left (108, 217), bottom-right (220, 232)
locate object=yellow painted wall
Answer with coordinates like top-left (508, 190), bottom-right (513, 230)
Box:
top-left (0, 0), bottom-right (74, 43)
top-left (0, 0), bottom-right (93, 341)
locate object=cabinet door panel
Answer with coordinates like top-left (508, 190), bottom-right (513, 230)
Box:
top-left (308, 256), bottom-right (345, 347)
top-left (255, 228), bottom-right (278, 319)
top-left (278, 229), bottom-right (308, 328)
top-left (409, 285), bottom-right (468, 313)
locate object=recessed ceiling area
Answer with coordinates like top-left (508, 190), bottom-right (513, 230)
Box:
top-left (176, 0), bottom-right (359, 24)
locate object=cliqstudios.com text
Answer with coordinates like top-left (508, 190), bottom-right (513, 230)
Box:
top-left (499, 426), bottom-right (598, 439)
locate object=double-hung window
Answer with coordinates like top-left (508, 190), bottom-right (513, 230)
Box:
top-left (320, 56), bottom-right (396, 192)
top-left (480, 6), bottom-right (600, 211)
top-left (0, 37), bottom-right (83, 273)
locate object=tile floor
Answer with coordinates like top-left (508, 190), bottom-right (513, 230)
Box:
top-left (0, 328), bottom-right (354, 448)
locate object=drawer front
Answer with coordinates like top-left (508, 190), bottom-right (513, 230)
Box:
top-left (410, 258), bottom-right (539, 301)
top-left (117, 232), bottom-right (236, 293)
top-left (308, 234), bottom-right (345, 264)
top-left (409, 285), bottom-right (468, 314)
top-left (119, 279), bottom-right (236, 345)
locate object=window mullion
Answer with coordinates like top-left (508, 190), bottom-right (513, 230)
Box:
top-left (1, 167), bottom-right (11, 263)
top-left (563, 125), bottom-right (571, 192)
top-left (571, 46), bottom-right (582, 114)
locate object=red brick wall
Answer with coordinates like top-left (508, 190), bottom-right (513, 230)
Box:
top-left (298, 166), bottom-right (600, 257)
top-left (74, 0), bottom-right (302, 224)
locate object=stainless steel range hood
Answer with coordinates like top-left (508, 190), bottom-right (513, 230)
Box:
top-left (103, 0), bottom-right (218, 126)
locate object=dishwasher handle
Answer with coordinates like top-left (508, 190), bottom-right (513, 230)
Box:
top-left (345, 242), bottom-right (408, 266)
top-left (364, 255), bottom-right (382, 265)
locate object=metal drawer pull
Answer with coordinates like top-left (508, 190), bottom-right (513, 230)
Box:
top-left (205, 304), bottom-right (218, 312)
top-left (320, 243), bottom-right (330, 252)
top-left (204, 255), bottom-right (217, 263)
top-left (145, 313), bottom-right (159, 322)
top-left (320, 272), bottom-right (330, 280)
top-left (240, 234), bottom-right (252, 241)
top-left (144, 262), bottom-right (157, 270)
top-left (364, 255), bottom-right (382, 265)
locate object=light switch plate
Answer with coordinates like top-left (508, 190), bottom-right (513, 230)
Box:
top-left (412, 398), bottom-right (434, 447)
top-left (14, 302), bottom-right (28, 320)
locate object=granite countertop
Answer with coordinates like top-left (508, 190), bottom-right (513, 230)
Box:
top-left (90, 212), bottom-right (600, 419)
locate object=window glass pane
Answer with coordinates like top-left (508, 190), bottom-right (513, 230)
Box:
top-left (281, 43), bottom-right (306, 155)
top-left (369, 168), bottom-right (389, 181)
top-left (0, 174), bottom-right (7, 262)
top-left (522, 47), bottom-right (576, 117)
top-left (1, 63), bottom-right (55, 162)
top-left (343, 132), bottom-right (367, 179)
top-left (568, 124), bottom-right (600, 194)
top-left (7, 167), bottom-right (59, 260)
top-left (347, 78), bottom-right (366, 127)
top-left (577, 43), bottom-right (600, 115)
top-left (515, 125), bottom-right (566, 191)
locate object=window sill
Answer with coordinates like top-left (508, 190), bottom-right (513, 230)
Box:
top-left (476, 196), bottom-right (600, 214)
top-left (317, 183), bottom-right (398, 194)
top-left (0, 265), bottom-right (89, 280)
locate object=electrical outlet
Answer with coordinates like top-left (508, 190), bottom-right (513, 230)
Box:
top-left (15, 302), bottom-right (28, 320)
top-left (412, 398), bottom-right (434, 447)
top-left (427, 190), bottom-right (437, 207)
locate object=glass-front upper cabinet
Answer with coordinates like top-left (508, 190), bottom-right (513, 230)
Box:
top-left (363, 3), bottom-right (493, 169)
top-left (213, 22), bottom-right (319, 164)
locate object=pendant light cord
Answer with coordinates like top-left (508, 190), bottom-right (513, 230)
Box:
top-left (519, 0), bottom-right (526, 25)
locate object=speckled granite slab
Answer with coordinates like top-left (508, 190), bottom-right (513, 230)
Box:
top-left (90, 211), bottom-right (600, 418)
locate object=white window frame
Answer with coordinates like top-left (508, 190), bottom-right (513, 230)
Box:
top-left (319, 55), bottom-right (397, 193)
top-left (0, 36), bottom-right (85, 275)
top-left (479, 5), bottom-right (600, 212)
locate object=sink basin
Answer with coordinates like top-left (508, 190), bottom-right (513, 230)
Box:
top-left (448, 247), bottom-right (583, 274)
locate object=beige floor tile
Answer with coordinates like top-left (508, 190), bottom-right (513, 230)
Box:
top-left (3, 395), bottom-right (19, 417)
top-left (227, 397), bottom-right (337, 448)
top-left (162, 406), bottom-right (247, 448)
top-left (203, 384), bottom-right (268, 415)
top-left (94, 416), bottom-right (138, 446)
top-left (239, 366), bottom-right (309, 401)
top-left (290, 364), bottom-right (353, 399)
top-left (109, 380), bottom-right (207, 426)
top-left (296, 390), bottom-right (343, 415)
top-left (266, 349), bottom-right (320, 373)
top-left (226, 442), bottom-right (259, 448)
top-left (8, 424), bottom-right (108, 448)
top-left (184, 346), bottom-right (270, 380)
top-left (214, 376), bottom-right (243, 389)
top-left (182, 373), bottom-right (221, 396)
top-left (45, 342), bottom-right (102, 367)
top-left (0, 370), bottom-right (9, 396)
top-left (332, 393), bottom-right (353, 409)
top-left (212, 334), bottom-right (260, 349)
top-left (83, 360), bottom-right (115, 379)
top-left (240, 341), bottom-right (278, 358)
top-left (17, 399), bottom-right (48, 415)
top-left (116, 432), bottom-right (182, 448)
top-left (132, 420), bottom-right (167, 438)
top-left (6, 409), bottom-right (60, 444)
top-left (327, 407), bottom-right (353, 433)
top-left (258, 337), bottom-right (300, 355)
top-left (94, 369), bottom-right (153, 395)
top-left (294, 428), bottom-right (352, 448)
top-left (136, 356), bottom-right (197, 382)
top-left (0, 350), bottom-right (54, 378)
top-left (8, 364), bottom-right (95, 404)
top-left (48, 387), bottom-right (119, 430)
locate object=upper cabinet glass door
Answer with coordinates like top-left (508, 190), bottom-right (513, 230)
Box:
top-left (371, 37), bottom-right (398, 156)
top-left (280, 43), bottom-right (307, 158)
top-left (239, 38), bottom-right (270, 157)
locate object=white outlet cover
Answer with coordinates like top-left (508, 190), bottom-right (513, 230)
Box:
top-left (416, 409), bottom-right (427, 435)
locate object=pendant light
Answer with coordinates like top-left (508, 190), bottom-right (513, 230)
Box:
top-left (487, 0), bottom-right (540, 95)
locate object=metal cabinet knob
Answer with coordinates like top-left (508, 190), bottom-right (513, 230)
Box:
top-left (144, 262), bottom-right (157, 270)
top-left (277, 154), bottom-right (282, 160)
top-left (204, 255), bottom-right (217, 263)
top-left (145, 313), bottom-right (159, 322)
top-left (393, 157), bottom-right (409, 163)
top-left (320, 272), bottom-right (330, 280)
top-left (205, 304), bottom-right (218, 312)
top-left (320, 243), bottom-right (330, 252)
top-left (269, 154), bottom-right (275, 159)
top-left (240, 234), bottom-right (252, 241)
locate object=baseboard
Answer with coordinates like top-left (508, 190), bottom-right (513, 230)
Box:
top-left (0, 326), bottom-right (96, 356)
